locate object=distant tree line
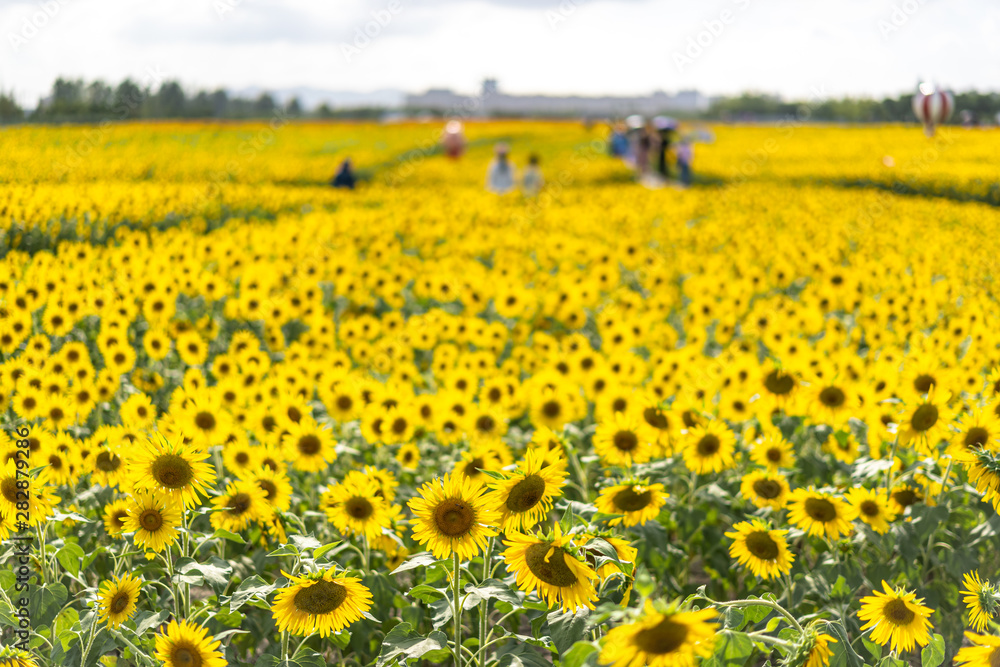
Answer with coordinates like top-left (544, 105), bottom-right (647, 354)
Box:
top-left (2, 77), bottom-right (1000, 125)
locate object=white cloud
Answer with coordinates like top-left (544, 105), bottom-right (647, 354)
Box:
top-left (1, 0), bottom-right (997, 107)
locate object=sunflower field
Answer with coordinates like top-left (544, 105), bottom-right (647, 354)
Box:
top-left (1, 120), bottom-right (1000, 667)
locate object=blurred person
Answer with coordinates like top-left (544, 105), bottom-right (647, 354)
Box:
top-left (486, 143), bottom-right (516, 195)
top-left (331, 158), bottom-right (356, 189)
top-left (442, 120), bottom-right (466, 158)
top-left (654, 116), bottom-right (678, 178)
top-left (676, 138), bottom-right (693, 187)
top-left (609, 122), bottom-right (630, 158)
top-left (521, 153), bottom-right (544, 196)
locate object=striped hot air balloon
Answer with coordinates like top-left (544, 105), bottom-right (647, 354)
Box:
top-left (912, 83), bottom-right (953, 137)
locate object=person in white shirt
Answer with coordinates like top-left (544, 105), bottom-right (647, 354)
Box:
top-left (486, 143), bottom-right (516, 194)
top-left (521, 153), bottom-right (544, 196)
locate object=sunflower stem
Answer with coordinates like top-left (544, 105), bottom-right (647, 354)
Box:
top-left (79, 607), bottom-right (100, 667)
top-left (281, 629), bottom-right (290, 665)
top-left (884, 436), bottom-right (899, 494)
top-left (453, 552), bottom-right (463, 667)
top-left (165, 545), bottom-right (181, 621)
top-left (567, 448), bottom-right (589, 502)
top-left (933, 457), bottom-right (954, 506)
top-left (707, 597), bottom-right (803, 633)
top-left (478, 538), bottom-right (493, 667)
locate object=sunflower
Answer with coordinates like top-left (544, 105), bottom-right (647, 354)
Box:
top-left (897, 385), bottom-right (954, 454)
top-left (888, 484), bottom-right (925, 515)
top-left (271, 567), bottom-right (373, 637)
top-left (600, 599), bottom-right (717, 667)
top-left (395, 443), bottom-right (421, 469)
top-left (484, 448), bottom-right (567, 532)
top-left (454, 445), bottom-right (506, 491)
top-left (247, 466), bottom-right (293, 513)
top-left (128, 434), bottom-right (216, 508)
top-left (211, 480), bottom-right (269, 533)
top-left (595, 481), bottom-right (668, 527)
top-left (0, 461), bottom-right (58, 527)
top-left (0, 645), bottom-right (39, 667)
top-left (725, 519), bottom-right (794, 580)
top-left (102, 498), bottom-right (131, 537)
top-left (594, 410), bottom-right (654, 467)
top-left (950, 408), bottom-right (1000, 463)
top-left (96, 573), bottom-right (142, 628)
top-left (749, 431), bottom-right (796, 471)
top-left (323, 479), bottom-right (392, 541)
top-left (787, 488), bottom-right (856, 540)
top-left (282, 418), bottom-right (337, 472)
top-left (802, 630), bottom-right (837, 667)
top-left (844, 487), bottom-right (897, 535)
top-left (739, 470), bottom-right (790, 510)
top-left (153, 619), bottom-right (227, 667)
top-left (408, 472), bottom-right (498, 561)
top-left (962, 572), bottom-right (1000, 633)
top-left (955, 632), bottom-right (1000, 667)
top-left (682, 420), bottom-right (736, 475)
top-left (123, 490), bottom-right (182, 554)
top-left (502, 526), bottom-right (598, 612)
top-left (857, 580), bottom-right (934, 653)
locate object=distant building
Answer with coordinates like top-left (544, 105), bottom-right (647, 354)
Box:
top-left (405, 79), bottom-right (710, 117)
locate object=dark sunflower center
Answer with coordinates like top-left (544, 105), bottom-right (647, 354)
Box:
top-left (913, 374), bottom-right (936, 394)
top-left (632, 616), bottom-right (689, 655)
top-left (1, 478), bottom-right (18, 503)
top-left (505, 474), bottom-right (546, 513)
top-left (990, 648), bottom-right (1000, 667)
top-left (745, 531), bottom-right (779, 560)
top-left (48, 455), bottom-right (62, 469)
top-left (764, 370), bottom-right (795, 396)
top-left (191, 411), bottom-right (215, 431)
top-left (911, 405), bottom-right (939, 432)
top-left (892, 489), bottom-right (918, 507)
top-left (476, 415), bottom-right (496, 433)
top-left (109, 591), bottom-right (131, 614)
top-left (259, 480), bottom-right (277, 500)
top-left (965, 427), bottom-right (990, 449)
top-left (293, 579), bottom-right (347, 615)
top-left (819, 387), bottom-right (845, 408)
top-left (228, 493), bottom-right (252, 515)
top-left (111, 511), bottom-right (127, 529)
top-left (804, 497), bottom-right (837, 523)
top-left (860, 500), bottom-right (880, 517)
top-left (235, 452), bottom-right (250, 465)
top-left (391, 418), bottom-right (408, 435)
top-left (752, 479), bottom-right (781, 499)
top-left (542, 401), bottom-right (561, 419)
top-left (140, 509), bottom-right (163, 532)
top-left (613, 430), bottom-right (638, 452)
top-left (524, 543), bottom-right (578, 587)
top-left (171, 644), bottom-right (202, 667)
top-left (882, 598), bottom-right (915, 626)
top-left (151, 454), bottom-right (194, 489)
top-left (297, 435), bottom-right (321, 455)
top-left (765, 448), bottom-right (782, 463)
top-left (612, 487), bottom-right (653, 512)
top-left (433, 498), bottom-right (475, 537)
top-left (643, 407), bottom-right (669, 430)
top-left (696, 435), bottom-right (720, 457)
top-left (336, 396), bottom-right (353, 411)
top-left (95, 451), bottom-right (121, 472)
top-left (346, 497), bottom-right (374, 520)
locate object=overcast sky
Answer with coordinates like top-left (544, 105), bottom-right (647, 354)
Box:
top-left (2, 0), bottom-right (998, 106)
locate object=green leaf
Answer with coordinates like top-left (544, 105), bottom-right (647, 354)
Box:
top-left (313, 541), bottom-right (343, 559)
top-left (561, 641), bottom-right (598, 667)
top-left (266, 543), bottom-right (300, 558)
top-left (134, 609), bottom-right (170, 635)
top-left (408, 584), bottom-right (446, 603)
top-left (209, 528), bottom-right (245, 544)
top-left (548, 608), bottom-right (590, 655)
top-left (463, 579), bottom-right (521, 610)
top-left (391, 552), bottom-right (438, 575)
top-left (55, 543), bottom-right (85, 576)
top-left (290, 534), bottom-right (322, 551)
top-left (862, 634), bottom-right (883, 661)
top-left (703, 630), bottom-right (754, 667)
top-left (921, 633), bottom-right (945, 667)
top-left (826, 620), bottom-right (864, 667)
top-left (229, 575), bottom-right (276, 612)
top-left (376, 621), bottom-right (449, 667)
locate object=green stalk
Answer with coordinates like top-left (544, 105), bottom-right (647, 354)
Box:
top-left (453, 552), bottom-right (463, 667)
top-left (478, 538), bottom-right (494, 667)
